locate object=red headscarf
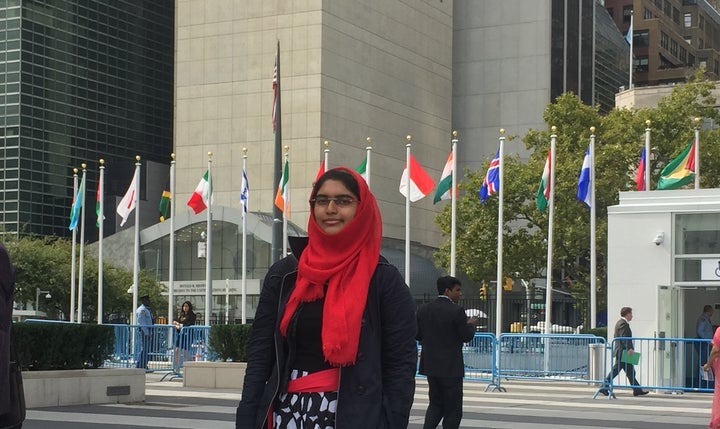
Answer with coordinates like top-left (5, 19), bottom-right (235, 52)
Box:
top-left (279, 167), bottom-right (382, 366)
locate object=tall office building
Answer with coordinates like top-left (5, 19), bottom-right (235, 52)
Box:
top-left (453, 0), bottom-right (628, 170)
top-left (605, 0), bottom-right (720, 86)
top-left (0, 1), bottom-right (174, 238)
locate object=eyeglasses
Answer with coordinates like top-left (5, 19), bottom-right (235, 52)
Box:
top-left (310, 196), bottom-right (357, 207)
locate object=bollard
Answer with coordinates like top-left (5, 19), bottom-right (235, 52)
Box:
top-left (587, 343), bottom-right (605, 385)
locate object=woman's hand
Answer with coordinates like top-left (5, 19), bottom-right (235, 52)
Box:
top-left (703, 362), bottom-right (712, 372)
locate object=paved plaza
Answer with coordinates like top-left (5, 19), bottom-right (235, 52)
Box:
top-left (21, 373), bottom-right (712, 428)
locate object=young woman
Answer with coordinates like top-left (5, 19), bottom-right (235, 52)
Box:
top-left (172, 301), bottom-right (196, 372)
top-left (236, 167), bottom-right (417, 429)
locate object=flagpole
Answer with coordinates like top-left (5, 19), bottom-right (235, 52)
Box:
top-left (366, 137), bottom-right (373, 190)
top-left (324, 140), bottom-right (329, 172)
top-left (404, 135), bottom-right (412, 286)
top-left (205, 152), bottom-right (213, 325)
top-left (70, 168), bottom-right (78, 323)
top-left (450, 131), bottom-right (458, 276)
top-left (589, 128), bottom-right (597, 329)
top-left (168, 153), bottom-right (176, 324)
top-left (644, 120), bottom-right (651, 190)
top-left (628, 11), bottom-right (633, 89)
top-left (695, 117), bottom-right (701, 189)
top-left (131, 156), bottom-right (141, 326)
top-left (78, 163), bottom-right (87, 322)
top-left (98, 159), bottom-right (105, 324)
top-left (242, 148), bottom-right (248, 324)
top-left (282, 146), bottom-right (289, 257)
top-left (496, 129), bottom-right (505, 337)
top-left (544, 127), bottom-right (556, 336)
top-left (271, 40), bottom-right (283, 264)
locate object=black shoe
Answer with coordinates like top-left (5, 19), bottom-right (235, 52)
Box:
top-left (633, 390), bottom-right (649, 396)
top-left (598, 389), bottom-right (609, 396)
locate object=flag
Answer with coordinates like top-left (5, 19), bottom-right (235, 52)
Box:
top-left (275, 159), bottom-right (289, 214)
top-left (272, 48), bottom-right (279, 132)
top-left (187, 170), bottom-right (212, 214)
top-left (95, 179), bottom-right (105, 227)
top-left (625, 14), bottom-right (633, 44)
top-left (315, 160), bottom-right (325, 183)
top-left (577, 147), bottom-right (592, 208)
top-left (69, 174), bottom-right (86, 230)
top-left (433, 151), bottom-right (456, 204)
top-left (356, 157), bottom-right (368, 183)
top-left (240, 167), bottom-right (249, 216)
top-left (657, 139), bottom-right (696, 190)
top-left (479, 149), bottom-right (500, 203)
top-left (159, 190), bottom-right (171, 222)
top-left (116, 168), bottom-right (139, 226)
top-left (536, 150), bottom-right (552, 211)
top-left (399, 154), bottom-right (435, 202)
top-left (635, 148), bottom-right (646, 191)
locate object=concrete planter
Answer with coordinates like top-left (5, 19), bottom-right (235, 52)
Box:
top-left (23, 368), bottom-right (145, 408)
top-left (183, 361), bottom-right (247, 389)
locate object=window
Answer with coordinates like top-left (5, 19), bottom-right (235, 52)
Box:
top-left (685, 36), bottom-right (692, 46)
top-left (684, 12), bottom-right (692, 27)
top-left (670, 39), bottom-right (678, 57)
top-left (661, 31), bottom-right (669, 49)
top-left (688, 54), bottom-right (695, 65)
top-left (673, 7), bottom-right (679, 24)
top-left (635, 30), bottom-right (650, 46)
top-left (635, 56), bottom-right (649, 72)
top-left (623, 5), bottom-right (632, 22)
top-left (663, 0), bottom-right (671, 16)
top-left (680, 46), bottom-right (687, 63)
top-left (644, 8), bottom-right (653, 19)
top-left (700, 15), bottom-right (705, 30)
top-left (700, 38), bottom-right (704, 49)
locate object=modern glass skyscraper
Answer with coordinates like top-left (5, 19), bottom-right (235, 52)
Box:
top-left (0, 0), bottom-right (173, 238)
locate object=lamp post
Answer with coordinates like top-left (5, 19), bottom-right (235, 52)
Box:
top-left (35, 287), bottom-right (51, 311)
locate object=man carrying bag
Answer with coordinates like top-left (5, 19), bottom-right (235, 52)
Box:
top-left (0, 242), bottom-right (25, 429)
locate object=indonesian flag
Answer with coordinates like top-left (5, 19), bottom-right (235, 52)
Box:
top-left (635, 148), bottom-right (646, 191)
top-left (536, 149), bottom-right (552, 211)
top-left (116, 168), bottom-right (139, 227)
top-left (399, 154), bottom-right (435, 202)
top-left (433, 150), bottom-right (457, 204)
top-left (275, 159), bottom-right (289, 215)
top-left (187, 170), bottom-right (212, 214)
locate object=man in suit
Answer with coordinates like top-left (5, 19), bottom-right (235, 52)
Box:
top-left (416, 276), bottom-right (477, 429)
top-left (599, 307), bottom-right (649, 397)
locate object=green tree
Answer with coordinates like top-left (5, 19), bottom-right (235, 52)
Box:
top-left (436, 72), bottom-right (718, 324)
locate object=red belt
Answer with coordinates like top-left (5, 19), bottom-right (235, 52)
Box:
top-left (266, 368), bottom-right (340, 429)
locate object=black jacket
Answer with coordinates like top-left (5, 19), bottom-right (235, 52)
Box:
top-left (0, 243), bottom-right (15, 415)
top-left (416, 296), bottom-right (475, 378)
top-left (235, 238), bottom-right (417, 429)
top-left (613, 318), bottom-right (634, 358)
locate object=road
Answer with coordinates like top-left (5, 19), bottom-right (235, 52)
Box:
top-left (21, 374), bottom-right (712, 428)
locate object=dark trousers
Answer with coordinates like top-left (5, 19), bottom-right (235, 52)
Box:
top-left (135, 333), bottom-right (150, 369)
top-left (605, 357), bottom-right (641, 392)
top-left (423, 376), bottom-right (463, 429)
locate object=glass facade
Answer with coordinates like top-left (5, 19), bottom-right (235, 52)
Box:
top-left (0, 0), bottom-right (173, 237)
top-left (551, 0), bottom-right (628, 112)
top-left (674, 213), bottom-right (720, 282)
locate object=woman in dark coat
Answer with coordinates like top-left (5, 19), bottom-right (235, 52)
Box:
top-left (172, 300), bottom-right (196, 372)
top-left (235, 167), bottom-right (417, 429)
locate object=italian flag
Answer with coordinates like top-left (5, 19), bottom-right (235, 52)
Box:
top-left (399, 154), bottom-right (435, 202)
top-left (275, 159), bottom-right (289, 215)
top-left (657, 139), bottom-right (695, 190)
top-left (356, 157), bottom-right (368, 183)
top-left (433, 151), bottom-right (456, 204)
top-left (536, 149), bottom-right (552, 211)
top-left (187, 170), bottom-right (211, 214)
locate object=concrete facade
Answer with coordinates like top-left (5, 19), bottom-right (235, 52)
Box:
top-left (174, 0), bottom-right (453, 248)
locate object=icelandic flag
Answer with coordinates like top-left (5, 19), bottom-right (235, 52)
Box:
top-left (576, 146), bottom-right (592, 208)
top-left (479, 148), bottom-right (500, 203)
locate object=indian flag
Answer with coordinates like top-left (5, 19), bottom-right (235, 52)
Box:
top-left (433, 151), bottom-right (456, 204)
top-left (275, 159), bottom-right (289, 215)
top-left (536, 149), bottom-right (552, 211)
top-left (657, 139), bottom-right (695, 190)
top-left (187, 170), bottom-right (211, 214)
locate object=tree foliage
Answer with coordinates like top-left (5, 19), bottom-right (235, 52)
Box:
top-left (6, 234), bottom-right (166, 322)
top-left (436, 70), bottom-right (719, 314)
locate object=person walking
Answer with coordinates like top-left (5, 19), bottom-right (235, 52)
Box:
top-left (702, 323), bottom-right (720, 428)
top-left (599, 307), bottom-right (648, 397)
top-left (135, 295), bottom-right (153, 370)
top-left (235, 167), bottom-right (417, 429)
top-left (416, 276), bottom-right (477, 429)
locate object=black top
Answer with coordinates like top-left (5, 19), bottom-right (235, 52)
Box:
top-left (292, 299), bottom-right (331, 373)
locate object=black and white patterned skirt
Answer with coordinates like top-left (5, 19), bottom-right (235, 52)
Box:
top-left (272, 369), bottom-right (339, 429)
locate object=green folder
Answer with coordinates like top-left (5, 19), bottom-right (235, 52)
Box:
top-left (621, 350), bottom-right (640, 365)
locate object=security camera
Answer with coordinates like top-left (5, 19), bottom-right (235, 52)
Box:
top-left (652, 232), bottom-right (664, 246)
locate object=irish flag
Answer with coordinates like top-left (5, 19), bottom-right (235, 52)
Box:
top-left (433, 151), bottom-right (456, 204)
top-left (657, 139), bottom-right (695, 190)
top-left (187, 170), bottom-right (211, 214)
top-left (536, 149), bottom-right (552, 211)
top-left (399, 154), bottom-right (435, 202)
top-left (275, 159), bottom-right (289, 214)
